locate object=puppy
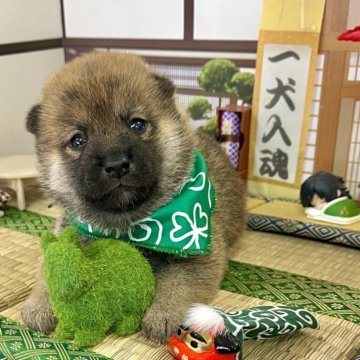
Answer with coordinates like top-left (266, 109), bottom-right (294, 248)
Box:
top-left (21, 52), bottom-right (245, 344)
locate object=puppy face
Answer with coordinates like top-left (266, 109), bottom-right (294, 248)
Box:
top-left (27, 52), bottom-right (195, 229)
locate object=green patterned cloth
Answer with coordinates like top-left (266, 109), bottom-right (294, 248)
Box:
top-left (215, 306), bottom-right (319, 340)
top-left (69, 149), bottom-right (216, 257)
top-left (222, 261), bottom-right (360, 324)
top-left (0, 316), bottom-right (110, 360)
top-left (215, 305), bottom-right (319, 360)
top-left (0, 207), bottom-right (54, 237)
top-left (247, 213), bottom-right (360, 249)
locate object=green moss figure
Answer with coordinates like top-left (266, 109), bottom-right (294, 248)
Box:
top-left (41, 227), bottom-right (155, 347)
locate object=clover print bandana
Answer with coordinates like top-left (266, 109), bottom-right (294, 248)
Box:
top-left (69, 149), bottom-right (217, 257)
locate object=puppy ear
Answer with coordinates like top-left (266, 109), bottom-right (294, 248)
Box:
top-left (26, 104), bottom-right (42, 135)
top-left (153, 74), bottom-right (175, 98)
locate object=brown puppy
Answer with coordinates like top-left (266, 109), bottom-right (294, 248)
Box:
top-left (21, 52), bottom-right (245, 344)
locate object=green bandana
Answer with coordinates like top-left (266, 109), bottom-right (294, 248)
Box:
top-left (69, 149), bottom-right (216, 257)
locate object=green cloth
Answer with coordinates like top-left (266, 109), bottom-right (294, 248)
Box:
top-left (213, 305), bottom-right (319, 360)
top-left (0, 207), bottom-right (55, 237)
top-left (215, 305), bottom-right (319, 340)
top-left (69, 149), bottom-right (216, 257)
top-left (222, 261), bottom-right (360, 325)
top-left (0, 316), bottom-right (110, 360)
top-left (324, 197), bottom-right (360, 217)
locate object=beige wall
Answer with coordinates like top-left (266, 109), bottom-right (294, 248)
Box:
top-left (0, 49), bottom-right (65, 156)
top-left (63, 0), bottom-right (184, 39)
top-left (0, 0), bottom-right (64, 156)
top-left (348, 0), bottom-right (360, 28)
top-left (0, 0), bottom-right (62, 44)
top-left (63, 0), bottom-right (262, 41)
top-left (194, 0), bottom-right (262, 40)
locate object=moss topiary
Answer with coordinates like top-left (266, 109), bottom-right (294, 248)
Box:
top-left (41, 227), bottom-right (155, 347)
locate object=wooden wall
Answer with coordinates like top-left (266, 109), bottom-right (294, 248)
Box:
top-left (0, 0), bottom-right (64, 156)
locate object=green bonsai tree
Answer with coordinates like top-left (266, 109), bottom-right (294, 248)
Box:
top-left (229, 72), bottom-right (255, 104)
top-left (187, 98), bottom-right (212, 120)
top-left (200, 117), bottom-right (218, 138)
top-left (198, 59), bottom-right (239, 93)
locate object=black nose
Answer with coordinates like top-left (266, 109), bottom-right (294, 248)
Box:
top-left (103, 156), bottom-right (131, 178)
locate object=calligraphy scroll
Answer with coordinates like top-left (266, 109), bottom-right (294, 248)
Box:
top-left (248, 0), bottom-right (325, 199)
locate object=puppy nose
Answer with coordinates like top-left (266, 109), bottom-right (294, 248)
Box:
top-left (104, 156), bottom-right (131, 178)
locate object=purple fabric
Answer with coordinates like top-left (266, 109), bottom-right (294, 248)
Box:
top-left (221, 111), bottom-right (241, 168)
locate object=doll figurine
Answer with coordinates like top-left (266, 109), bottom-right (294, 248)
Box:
top-left (0, 190), bottom-right (11, 217)
top-left (300, 171), bottom-right (360, 225)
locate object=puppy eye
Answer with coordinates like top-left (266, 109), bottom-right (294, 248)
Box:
top-left (130, 118), bottom-right (147, 134)
top-left (70, 133), bottom-right (87, 150)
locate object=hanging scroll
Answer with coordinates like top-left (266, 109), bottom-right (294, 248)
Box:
top-left (248, 0), bottom-right (326, 199)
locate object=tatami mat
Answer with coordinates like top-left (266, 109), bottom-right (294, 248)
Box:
top-left (0, 228), bottom-right (40, 311)
top-left (232, 230), bottom-right (360, 289)
top-left (246, 197), bottom-right (267, 210)
top-left (0, 191), bottom-right (359, 359)
top-left (1, 291), bottom-right (359, 360)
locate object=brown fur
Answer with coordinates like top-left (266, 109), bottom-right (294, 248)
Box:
top-left (21, 52), bottom-right (245, 344)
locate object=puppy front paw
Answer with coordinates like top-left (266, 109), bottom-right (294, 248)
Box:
top-left (21, 298), bottom-right (56, 334)
top-left (142, 305), bottom-right (184, 344)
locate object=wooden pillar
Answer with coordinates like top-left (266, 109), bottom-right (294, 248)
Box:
top-left (314, 52), bottom-right (347, 172)
top-left (313, 0), bottom-right (350, 172)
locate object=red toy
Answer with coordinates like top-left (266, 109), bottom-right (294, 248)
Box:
top-left (167, 304), bottom-right (319, 360)
top-left (167, 325), bottom-right (239, 360)
top-left (338, 25), bottom-right (360, 42)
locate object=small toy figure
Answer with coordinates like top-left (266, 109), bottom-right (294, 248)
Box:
top-left (300, 171), bottom-right (350, 209)
top-left (300, 172), bottom-right (360, 225)
top-left (41, 227), bottom-right (155, 347)
top-left (0, 190), bottom-right (11, 217)
top-left (167, 304), bottom-right (319, 360)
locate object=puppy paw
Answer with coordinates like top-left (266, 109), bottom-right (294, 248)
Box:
top-left (21, 298), bottom-right (56, 334)
top-left (142, 305), bottom-right (184, 344)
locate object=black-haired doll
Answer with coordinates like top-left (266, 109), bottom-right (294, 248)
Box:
top-left (300, 172), bottom-right (360, 225)
top-left (300, 172), bottom-right (350, 209)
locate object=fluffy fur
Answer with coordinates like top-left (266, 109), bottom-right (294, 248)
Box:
top-left (182, 304), bottom-right (226, 334)
top-left (21, 52), bottom-right (245, 344)
top-left (41, 227), bottom-right (155, 347)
